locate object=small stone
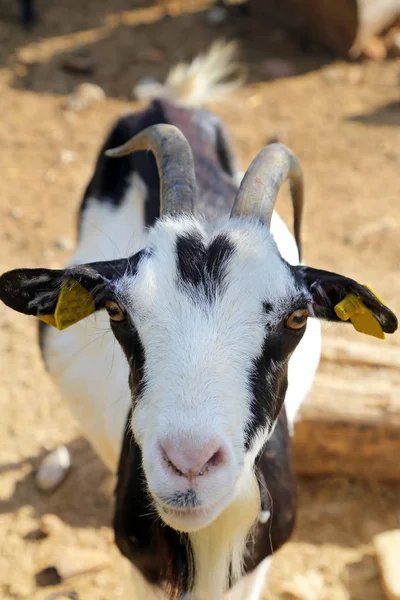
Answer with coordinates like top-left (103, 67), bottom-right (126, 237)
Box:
top-left (60, 150), bottom-right (76, 164)
top-left (65, 83), bottom-right (106, 112)
top-left (40, 514), bottom-right (65, 536)
top-left (9, 207), bottom-right (23, 219)
top-left (53, 547), bottom-right (111, 580)
top-left (61, 55), bottom-right (94, 75)
top-left (45, 592), bottom-right (79, 600)
top-left (54, 238), bottom-right (72, 251)
top-left (374, 530), bottom-right (400, 600)
top-left (206, 5), bottom-right (228, 25)
top-left (35, 446), bottom-right (71, 493)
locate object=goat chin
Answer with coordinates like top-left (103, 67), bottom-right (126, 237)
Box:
top-left (154, 486), bottom-right (236, 533)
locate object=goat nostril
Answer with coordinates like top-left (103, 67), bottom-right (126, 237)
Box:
top-left (161, 442), bottom-right (227, 479)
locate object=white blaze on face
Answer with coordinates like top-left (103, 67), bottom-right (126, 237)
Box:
top-left (112, 216), bottom-right (301, 531)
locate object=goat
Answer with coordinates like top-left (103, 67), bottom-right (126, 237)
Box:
top-left (0, 42), bottom-right (397, 600)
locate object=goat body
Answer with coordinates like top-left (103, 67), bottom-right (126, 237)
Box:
top-left (0, 43), bottom-right (396, 600)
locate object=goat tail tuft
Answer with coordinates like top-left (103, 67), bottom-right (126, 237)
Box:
top-left (133, 40), bottom-right (245, 105)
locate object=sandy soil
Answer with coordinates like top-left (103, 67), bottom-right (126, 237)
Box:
top-left (0, 1), bottom-right (399, 599)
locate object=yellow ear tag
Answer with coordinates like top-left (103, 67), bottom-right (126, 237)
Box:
top-left (37, 280), bottom-right (95, 331)
top-left (334, 286), bottom-right (385, 340)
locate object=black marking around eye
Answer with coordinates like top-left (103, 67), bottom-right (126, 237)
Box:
top-left (175, 232), bottom-right (235, 299)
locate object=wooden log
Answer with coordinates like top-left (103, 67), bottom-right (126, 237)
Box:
top-left (293, 383), bottom-right (400, 481)
top-left (250, 0), bottom-right (400, 57)
top-left (321, 338), bottom-right (400, 370)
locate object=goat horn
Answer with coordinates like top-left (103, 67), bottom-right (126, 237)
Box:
top-left (230, 143), bottom-right (304, 259)
top-left (105, 124), bottom-right (196, 216)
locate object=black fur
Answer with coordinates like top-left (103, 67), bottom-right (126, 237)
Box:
top-left (19, 0), bottom-right (36, 28)
top-left (114, 418), bottom-right (195, 599)
top-left (294, 265), bottom-right (398, 333)
top-left (176, 232), bottom-right (235, 299)
top-left (80, 99), bottom-right (238, 237)
top-left (245, 318), bottom-right (307, 450)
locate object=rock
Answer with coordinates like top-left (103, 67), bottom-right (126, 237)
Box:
top-left (9, 207), bottom-right (23, 219)
top-left (40, 514), bottom-right (65, 536)
top-left (53, 547), bottom-right (111, 580)
top-left (65, 83), bottom-right (106, 112)
top-left (206, 5), bottom-right (228, 25)
top-left (60, 150), bottom-right (76, 165)
top-left (45, 592), bottom-right (79, 600)
top-left (373, 530), bottom-right (400, 600)
top-left (54, 237), bottom-right (72, 251)
top-left (35, 446), bottom-right (71, 493)
top-left (61, 55), bottom-right (94, 75)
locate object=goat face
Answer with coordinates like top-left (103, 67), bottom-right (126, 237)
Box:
top-left (3, 213), bottom-right (396, 531)
top-left (111, 217), bottom-right (308, 532)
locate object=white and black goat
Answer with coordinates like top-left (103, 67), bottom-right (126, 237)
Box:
top-left (0, 43), bottom-right (397, 600)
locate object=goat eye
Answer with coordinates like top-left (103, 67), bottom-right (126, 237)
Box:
top-left (286, 308), bottom-right (308, 330)
top-left (105, 301), bottom-right (125, 322)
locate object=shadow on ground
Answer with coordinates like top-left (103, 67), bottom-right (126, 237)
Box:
top-left (1, 0), bottom-right (332, 99)
top-left (0, 436), bottom-right (113, 528)
top-left (348, 101), bottom-right (400, 127)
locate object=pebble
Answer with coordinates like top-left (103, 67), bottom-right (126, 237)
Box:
top-left (206, 5), bottom-right (228, 25)
top-left (60, 149), bottom-right (76, 165)
top-left (40, 514), bottom-right (65, 536)
top-left (35, 446), bottom-right (71, 493)
top-left (53, 547), bottom-right (111, 580)
top-left (9, 207), bottom-right (23, 219)
top-left (61, 55), bottom-right (94, 75)
top-left (374, 530), bottom-right (400, 600)
top-left (65, 83), bottom-right (106, 112)
top-left (45, 592), bottom-right (79, 600)
top-left (54, 237), bottom-right (72, 251)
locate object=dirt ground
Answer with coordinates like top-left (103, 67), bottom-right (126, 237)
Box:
top-left (0, 1), bottom-right (400, 599)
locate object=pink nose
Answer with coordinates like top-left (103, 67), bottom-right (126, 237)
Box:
top-left (161, 438), bottom-right (227, 479)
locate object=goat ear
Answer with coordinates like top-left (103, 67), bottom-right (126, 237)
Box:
top-left (0, 259), bottom-right (129, 330)
top-left (296, 266), bottom-right (398, 339)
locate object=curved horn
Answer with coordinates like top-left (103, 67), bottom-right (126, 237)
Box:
top-left (230, 143), bottom-right (304, 259)
top-left (105, 124), bottom-right (196, 216)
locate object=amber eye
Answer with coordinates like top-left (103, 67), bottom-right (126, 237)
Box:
top-left (286, 308), bottom-right (309, 330)
top-left (105, 301), bottom-right (125, 322)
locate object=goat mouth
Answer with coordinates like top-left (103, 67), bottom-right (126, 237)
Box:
top-left (153, 487), bottom-right (235, 531)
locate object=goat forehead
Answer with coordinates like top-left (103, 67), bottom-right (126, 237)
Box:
top-left (119, 218), bottom-right (299, 334)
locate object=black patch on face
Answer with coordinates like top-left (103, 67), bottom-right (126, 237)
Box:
top-left (175, 232), bottom-right (235, 300)
top-left (245, 323), bottom-right (305, 450)
top-left (114, 413), bottom-right (195, 599)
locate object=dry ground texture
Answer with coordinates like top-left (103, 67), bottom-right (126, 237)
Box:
top-left (0, 1), bottom-right (399, 599)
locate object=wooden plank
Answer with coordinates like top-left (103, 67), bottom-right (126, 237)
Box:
top-left (293, 380), bottom-right (400, 481)
top-left (321, 338), bottom-right (400, 370)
